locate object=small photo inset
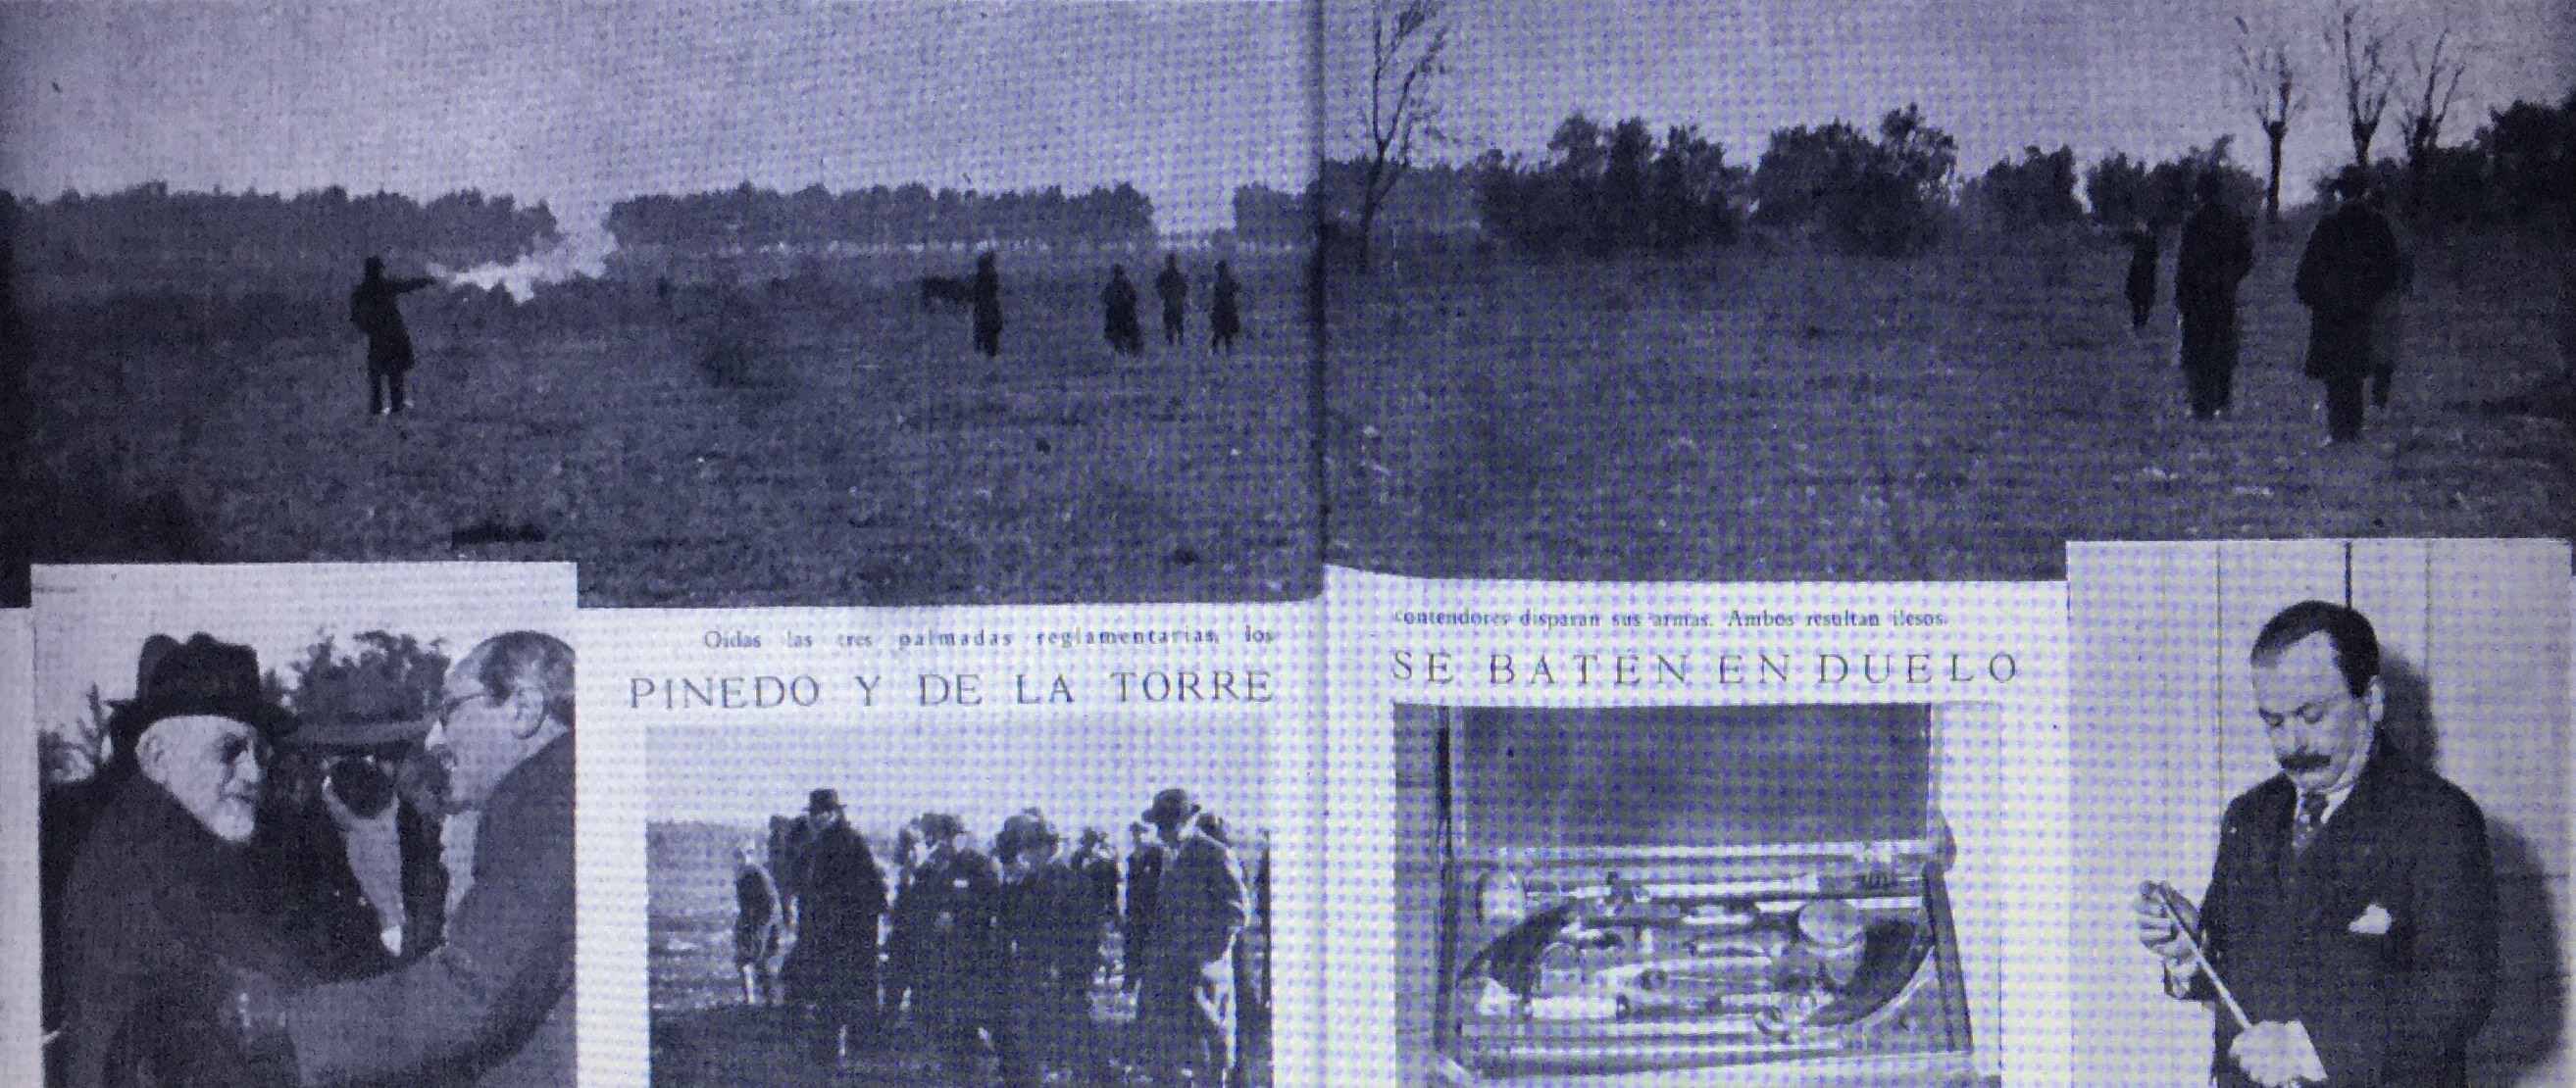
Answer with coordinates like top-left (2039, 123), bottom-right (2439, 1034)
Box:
top-left (648, 714), bottom-right (1275, 1088)
top-left (2069, 539), bottom-right (2571, 1087)
top-left (30, 564), bottom-right (578, 1088)
top-left (1394, 702), bottom-right (2005, 1088)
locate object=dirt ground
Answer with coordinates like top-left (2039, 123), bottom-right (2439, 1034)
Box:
top-left (6, 249), bottom-right (1317, 606)
top-left (1325, 224), bottom-right (2574, 581)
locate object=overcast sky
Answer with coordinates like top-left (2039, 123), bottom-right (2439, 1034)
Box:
top-left (1325, 0), bottom-right (2573, 202)
top-left (0, 1), bottom-right (1316, 237)
top-left (7, 0), bottom-right (2568, 243)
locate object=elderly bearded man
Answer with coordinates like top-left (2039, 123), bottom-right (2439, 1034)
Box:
top-left (52, 634), bottom-right (311, 1088)
top-left (2135, 601), bottom-right (2497, 1087)
top-left (245, 631), bottom-right (576, 1088)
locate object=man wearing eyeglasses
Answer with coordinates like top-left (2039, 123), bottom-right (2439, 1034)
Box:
top-left (2133, 601), bottom-right (2497, 1087)
top-left (243, 631), bottom-right (575, 1088)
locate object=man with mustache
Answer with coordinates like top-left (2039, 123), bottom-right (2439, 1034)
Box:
top-left (2135, 601), bottom-right (2497, 1087)
top-left (51, 633), bottom-right (310, 1088)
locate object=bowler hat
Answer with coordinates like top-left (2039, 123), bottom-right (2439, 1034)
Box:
top-left (105, 633), bottom-right (298, 772)
top-left (808, 788), bottom-right (842, 815)
top-left (1141, 787), bottom-right (1200, 827)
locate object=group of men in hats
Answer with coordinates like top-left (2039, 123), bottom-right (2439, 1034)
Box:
top-left (746, 783), bottom-right (1251, 1087)
top-left (39, 628), bottom-right (578, 1088)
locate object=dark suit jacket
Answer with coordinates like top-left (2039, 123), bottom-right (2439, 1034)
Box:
top-left (2191, 745), bottom-right (2497, 1087)
top-left (1146, 833), bottom-right (1246, 979)
top-left (281, 734), bottom-right (574, 1088)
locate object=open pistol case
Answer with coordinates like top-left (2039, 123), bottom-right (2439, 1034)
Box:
top-left (1426, 704), bottom-right (1982, 1087)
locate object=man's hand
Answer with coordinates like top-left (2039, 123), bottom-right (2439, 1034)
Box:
top-left (227, 966), bottom-right (294, 1064)
top-left (2133, 881), bottom-right (2200, 963)
top-left (2228, 1020), bottom-right (2324, 1086)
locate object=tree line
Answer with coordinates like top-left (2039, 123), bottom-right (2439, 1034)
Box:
top-left (603, 181), bottom-right (1156, 250)
top-left (1292, 88), bottom-right (2571, 261)
top-left (5, 184), bottom-right (559, 272)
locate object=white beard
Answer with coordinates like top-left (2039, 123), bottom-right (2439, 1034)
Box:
top-left (203, 794), bottom-right (259, 844)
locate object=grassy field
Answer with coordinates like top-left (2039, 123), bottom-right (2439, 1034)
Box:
top-left (7, 248), bottom-right (1317, 606)
top-left (1325, 224), bottom-right (2574, 581)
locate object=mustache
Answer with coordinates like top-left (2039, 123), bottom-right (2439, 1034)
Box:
top-left (2277, 752), bottom-right (2333, 773)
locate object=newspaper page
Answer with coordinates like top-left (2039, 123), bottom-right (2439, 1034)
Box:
top-left (584, 600), bottom-right (1321, 1088)
top-left (2, 608), bottom-right (35, 1088)
top-left (2068, 539), bottom-right (2573, 1088)
top-left (1326, 568), bottom-right (2069, 1087)
top-left (26, 564), bottom-right (578, 1088)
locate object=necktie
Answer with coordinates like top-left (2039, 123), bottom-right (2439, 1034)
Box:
top-left (2292, 790), bottom-right (2329, 855)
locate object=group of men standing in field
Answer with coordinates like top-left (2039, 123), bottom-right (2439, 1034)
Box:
top-left (734, 785), bottom-right (1259, 1088)
top-left (2126, 166), bottom-right (2413, 447)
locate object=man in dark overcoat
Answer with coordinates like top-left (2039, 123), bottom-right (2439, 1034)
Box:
top-left (2136, 602), bottom-right (2497, 1087)
top-left (972, 251), bottom-right (1004, 359)
top-left (1209, 263), bottom-right (1243, 354)
top-left (1122, 821), bottom-right (1164, 993)
top-left (51, 634), bottom-right (313, 1088)
top-left (1155, 255), bottom-right (1189, 347)
top-left (999, 813), bottom-right (1111, 1087)
top-left (2120, 223), bottom-right (2159, 330)
top-left (1103, 266), bottom-right (1143, 356)
top-left (909, 812), bottom-right (1020, 1081)
top-left (2294, 170), bottom-right (2407, 445)
top-left (1136, 789), bottom-right (1247, 1088)
top-left (349, 257), bottom-right (437, 417)
top-left (2175, 173), bottom-right (2255, 420)
top-left (780, 788), bottom-right (887, 1063)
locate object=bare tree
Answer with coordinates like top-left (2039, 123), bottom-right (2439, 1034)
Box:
top-left (2398, 22), bottom-right (2469, 164)
top-left (1353, 0), bottom-right (1451, 272)
top-left (2234, 16), bottom-right (2306, 222)
top-left (2325, 1), bottom-right (2397, 169)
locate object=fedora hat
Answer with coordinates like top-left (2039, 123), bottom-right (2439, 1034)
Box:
top-left (1141, 787), bottom-right (1200, 828)
top-left (105, 633), bottom-right (297, 772)
top-left (808, 788), bottom-right (843, 815)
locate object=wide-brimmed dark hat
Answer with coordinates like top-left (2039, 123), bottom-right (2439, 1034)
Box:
top-left (1141, 787), bottom-right (1200, 827)
top-left (808, 788), bottom-right (842, 815)
top-left (105, 633), bottom-right (297, 771)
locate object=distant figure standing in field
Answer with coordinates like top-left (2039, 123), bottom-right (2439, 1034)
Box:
top-left (2295, 169), bottom-right (2406, 445)
top-left (972, 251), bottom-right (1003, 359)
top-left (734, 842), bottom-right (781, 1006)
top-left (2118, 223), bottom-right (2159, 329)
top-left (2175, 173), bottom-right (2255, 420)
top-left (1155, 254), bottom-right (1189, 347)
top-left (349, 256), bottom-right (436, 417)
top-left (1103, 265), bottom-right (1144, 356)
top-left (1209, 261), bottom-right (1242, 354)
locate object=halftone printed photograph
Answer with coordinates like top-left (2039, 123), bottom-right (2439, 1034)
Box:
top-left (646, 713), bottom-right (1277, 1088)
top-left (1318, 0), bottom-right (2574, 582)
top-left (2068, 539), bottom-right (2571, 1087)
top-left (28, 564), bottom-right (579, 1088)
top-left (0, 1), bottom-right (1319, 608)
top-left (1391, 702), bottom-right (2004, 1088)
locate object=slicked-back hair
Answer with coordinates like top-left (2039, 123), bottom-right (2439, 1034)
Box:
top-left (2251, 600), bottom-right (2380, 697)
top-left (472, 630), bottom-right (575, 731)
